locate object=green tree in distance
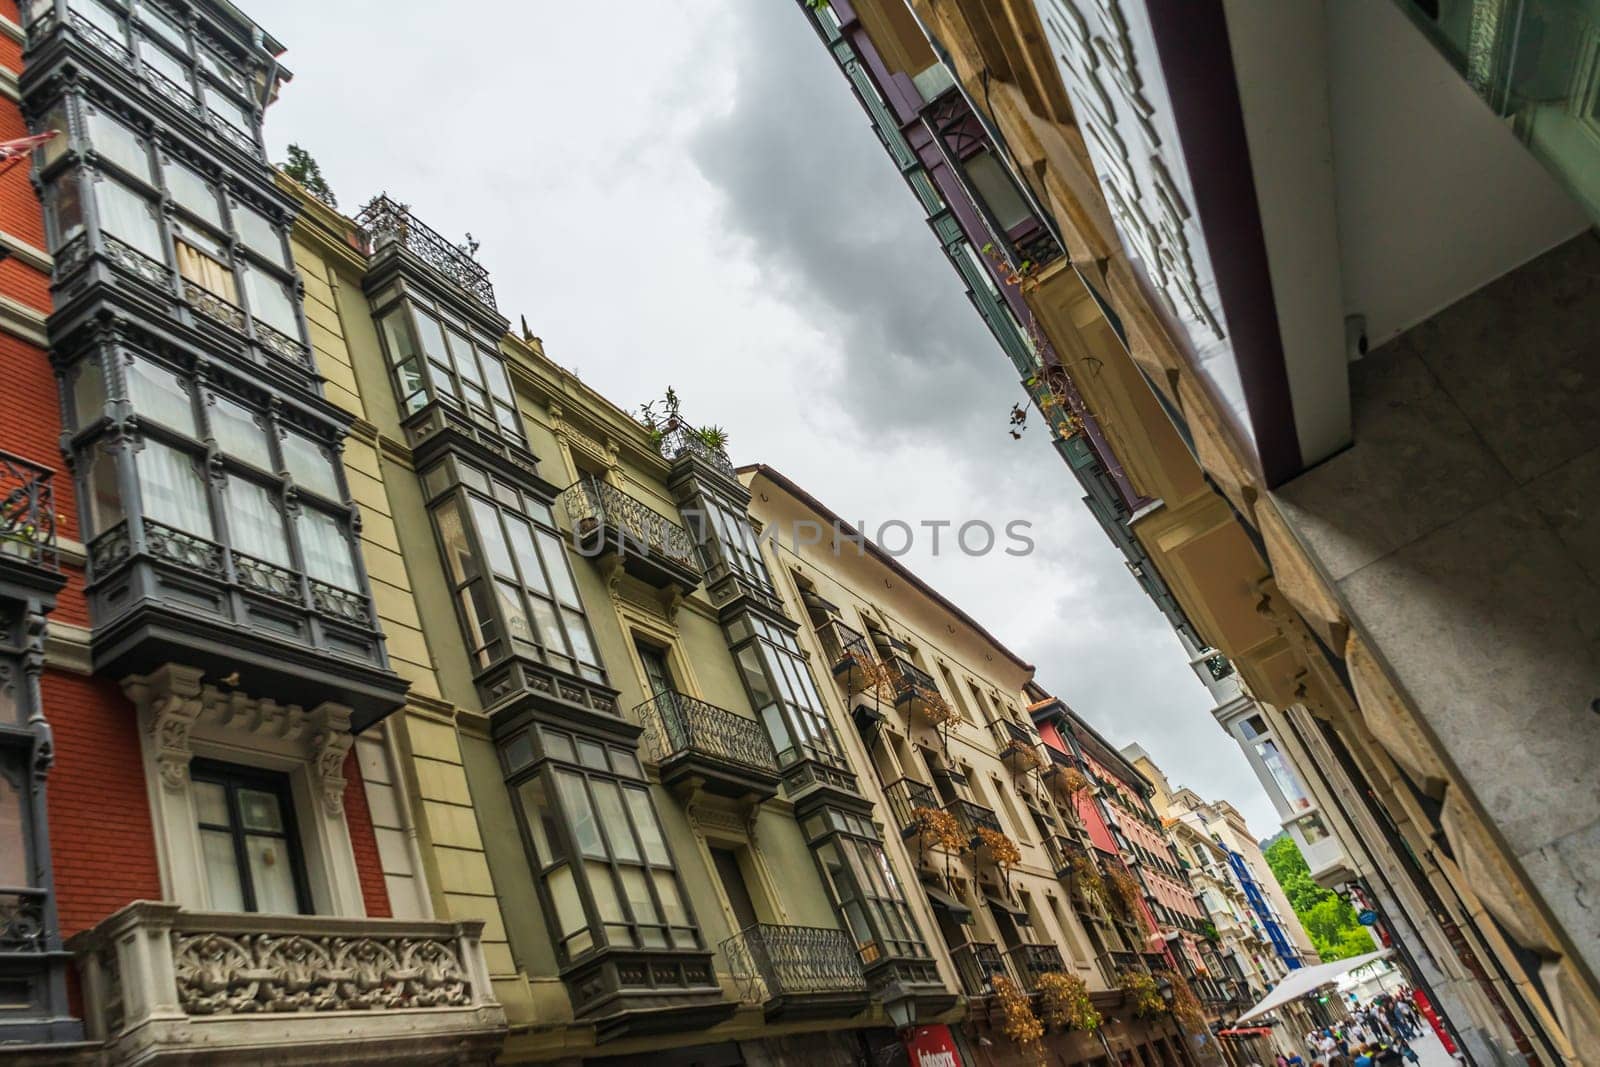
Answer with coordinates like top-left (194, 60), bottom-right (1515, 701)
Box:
top-left (281, 144), bottom-right (337, 208)
top-left (1263, 834), bottom-right (1374, 962)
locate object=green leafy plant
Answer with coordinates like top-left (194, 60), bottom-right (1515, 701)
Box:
top-left (1117, 970), bottom-right (1164, 1017)
top-left (281, 144), bottom-right (337, 208)
top-left (1263, 835), bottom-right (1374, 961)
top-left (1037, 970), bottom-right (1100, 1032)
top-left (695, 425), bottom-right (729, 452)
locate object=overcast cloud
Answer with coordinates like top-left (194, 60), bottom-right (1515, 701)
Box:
top-left (261, 0), bottom-right (1281, 835)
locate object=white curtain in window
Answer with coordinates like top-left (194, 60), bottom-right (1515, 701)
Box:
top-left (95, 177), bottom-right (164, 261)
top-left (243, 268), bottom-right (299, 337)
top-left (138, 439), bottom-right (212, 537)
top-left (296, 507), bottom-right (357, 589)
top-left (225, 476), bottom-right (288, 566)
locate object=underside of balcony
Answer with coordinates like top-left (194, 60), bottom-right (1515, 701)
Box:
top-left (563, 946), bottom-right (735, 1044)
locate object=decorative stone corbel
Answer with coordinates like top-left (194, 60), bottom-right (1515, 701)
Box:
top-left (307, 703), bottom-right (355, 816)
top-left (124, 666), bottom-right (206, 793)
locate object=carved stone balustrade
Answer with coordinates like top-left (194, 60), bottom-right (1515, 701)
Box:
top-left (70, 902), bottom-right (506, 1065)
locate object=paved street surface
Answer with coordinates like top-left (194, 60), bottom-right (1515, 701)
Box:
top-left (1406, 1029), bottom-right (1464, 1067)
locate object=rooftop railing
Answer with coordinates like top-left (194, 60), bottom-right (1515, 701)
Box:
top-left (356, 194), bottom-right (497, 311)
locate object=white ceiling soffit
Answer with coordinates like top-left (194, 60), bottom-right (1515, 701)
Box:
top-left (1324, 0), bottom-right (1588, 350)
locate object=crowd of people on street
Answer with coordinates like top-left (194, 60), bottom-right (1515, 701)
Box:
top-left (1270, 989), bottom-right (1429, 1067)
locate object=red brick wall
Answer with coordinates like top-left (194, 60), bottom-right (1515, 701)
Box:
top-left (341, 749), bottom-right (391, 918)
top-left (43, 672), bottom-right (162, 936)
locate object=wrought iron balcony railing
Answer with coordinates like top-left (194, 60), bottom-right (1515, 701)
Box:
top-left (720, 924), bottom-right (866, 1005)
top-left (356, 194), bottom-right (497, 311)
top-left (636, 690), bottom-right (778, 777)
top-left (990, 717), bottom-right (1041, 772)
top-left (949, 940), bottom-right (1009, 997)
top-left (658, 425), bottom-right (737, 479)
top-left (1042, 832), bottom-right (1086, 877)
top-left (944, 797), bottom-right (1002, 838)
top-left (1005, 943), bottom-right (1066, 992)
top-left (1107, 950), bottom-right (1143, 974)
top-left (0, 451), bottom-right (57, 570)
top-left (70, 902), bottom-right (504, 1058)
top-left (882, 777), bottom-right (939, 838)
top-left (561, 480), bottom-right (701, 579)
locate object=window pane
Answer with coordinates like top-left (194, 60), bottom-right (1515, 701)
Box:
top-left (618, 866), bottom-right (658, 923)
top-left (468, 497), bottom-right (516, 578)
top-left (203, 83), bottom-right (251, 131)
top-left (529, 598), bottom-right (567, 658)
top-left (651, 869), bottom-right (689, 926)
top-left (563, 610), bottom-right (599, 670)
top-left (141, 38), bottom-right (190, 94)
top-left (516, 776), bottom-right (566, 867)
top-left (70, 0), bottom-right (124, 41)
top-left (84, 107), bottom-right (149, 179)
top-left (495, 579), bottom-right (532, 647)
top-left (175, 237), bottom-right (236, 302)
top-left (210, 396), bottom-right (271, 469)
top-left (95, 176), bottom-right (164, 260)
top-left (414, 311), bottom-right (456, 397)
top-left (225, 476), bottom-right (288, 566)
top-left (379, 309), bottom-right (419, 366)
top-left (72, 357), bottom-right (106, 430)
top-left (433, 498), bottom-right (480, 585)
top-left (198, 46), bottom-right (247, 95)
top-left (587, 859), bottom-right (625, 922)
top-left (295, 507), bottom-right (357, 589)
top-left (502, 517), bottom-right (550, 596)
top-left (622, 788), bottom-right (670, 866)
top-left (163, 158), bottom-right (221, 229)
top-left (86, 442), bottom-right (124, 536)
top-left (535, 530), bottom-right (581, 608)
top-left (445, 330), bottom-right (486, 390)
top-left (138, 438), bottom-right (212, 537)
top-left (546, 864), bottom-right (588, 943)
top-left (0, 772), bottom-right (26, 886)
top-left (124, 358), bottom-right (193, 433)
top-left (193, 781), bottom-right (230, 826)
top-left (50, 173), bottom-right (85, 248)
top-left (555, 772), bottom-right (604, 859)
top-left (246, 836), bottom-right (300, 914)
top-left (244, 268), bottom-right (299, 338)
top-left (139, 5), bottom-right (186, 53)
top-left (233, 201), bottom-right (286, 268)
top-left (591, 782), bottom-right (638, 862)
top-left (200, 829), bottom-right (245, 911)
top-left (281, 431), bottom-right (340, 501)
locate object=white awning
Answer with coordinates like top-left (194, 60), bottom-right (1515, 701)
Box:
top-left (1235, 949), bottom-right (1393, 1022)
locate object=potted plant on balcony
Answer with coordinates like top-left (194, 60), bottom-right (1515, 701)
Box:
top-left (1037, 970), bottom-right (1101, 1033)
top-left (1069, 854), bottom-right (1107, 911)
top-left (974, 828), bottom-right (1022, 886)
top-left (991, 974), bottom-right (1044, 1066)
top-left (909, 805), bottom-right (964, 857)
top-left (1117, 970), bottom-right (1165, 1017)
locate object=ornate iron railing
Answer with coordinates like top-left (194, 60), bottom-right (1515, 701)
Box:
top-left (814, 617), bottom-right (865, 667)
top-left (636, 690), bottom-right (777, 775)
top-left (944, 797), bottom-right (1002, 837)
top-left (0, 451), bottom-right (58, 570)
top-left (882, 777), bottom-right (939, 837)
top-left (561, 480), bottom-right (700, 575)
top-left (356, 194), bottom-right (497, 311)
top-left (0, 886), bottom-right (49, 952)
top-left (949, 940), bottom-right (1008, 996)
top-left (1107, 950), bottom-right (1143, 974)
top-left (720, 924), bottom-right (866, 1004)
top-left (658, 425), bottom-right (736, 479)
top-left (1006, 943), bottom-right (1066, 991)
top-left (1042, 832), bottom-right (1085, 875)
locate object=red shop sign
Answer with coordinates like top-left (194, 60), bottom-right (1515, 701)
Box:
top-left (904, 1024), bottom-right (963, 1067)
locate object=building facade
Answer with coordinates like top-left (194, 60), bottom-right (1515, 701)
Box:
top-left (794, 0), bottom-right (1600, 1061)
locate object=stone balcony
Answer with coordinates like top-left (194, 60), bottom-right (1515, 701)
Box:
top-left (69, 903), bottom-right (506, 1065)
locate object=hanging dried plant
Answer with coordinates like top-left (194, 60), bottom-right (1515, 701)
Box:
top-left (1108, 867), bottom-right (1151, 932)
top-left (991, 974), bottom-right (1045, 1065)
top-left (1070, 854), bottom-right (1107, 909)
top-left (1061, 768), bottom-right (1090, 794)
top-left (910, 806), bottom-right (966, 854)
top-left (1036, 970), bottom-right (1101, 1032)
top-left (1117, 970), bottom-right (1165, 1017)
top-left (1157, 969), bottom-right (1206, 1034)
top-left (974, 828), bottom-right (1022, 871)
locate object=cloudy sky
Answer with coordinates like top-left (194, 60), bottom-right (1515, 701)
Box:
top-left (260, 0), bottom-right (1281, 834)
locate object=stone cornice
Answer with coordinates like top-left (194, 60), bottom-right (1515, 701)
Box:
top-left (0, 293), bottom-right (48, 347)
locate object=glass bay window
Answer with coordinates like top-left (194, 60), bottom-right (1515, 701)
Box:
top-left (66, 347), bottom-right (361, 604)
top-left (726, 611), bottom-right (847, 770)
top-left (32, 91), bottom-right (304, 360)
top-left (802, 807), bottom-right (929, 966)
top-left (422, 457), bottom-right (604, 682)
top-left (502, 723), bottom-right (701, 964)
top-left (374, 295), bottom-right (525, 445)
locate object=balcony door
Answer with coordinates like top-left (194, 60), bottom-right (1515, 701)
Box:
top-left (710, 846), bottom-right (760, 933)
top-left (637, 641), bottom-right (673, 698)
top-left (191, 760), bottom-right (311, 914)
